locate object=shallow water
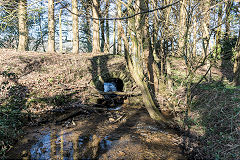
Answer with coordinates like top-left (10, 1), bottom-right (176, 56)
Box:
top-left (24, 130), bottom-right (115, 159)
top-left (7, 108), bottom-right (187, 160)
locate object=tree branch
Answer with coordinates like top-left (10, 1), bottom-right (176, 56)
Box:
top-left (59, 0), bottom-right (180, 21)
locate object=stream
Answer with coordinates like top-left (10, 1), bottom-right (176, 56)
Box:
top-left (7, 106), bottom-right (187, 160)
top-left (6, 82), bottom-right (187, 159)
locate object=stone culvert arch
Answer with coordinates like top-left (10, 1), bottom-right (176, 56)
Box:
top-left (90, 55), bottom-right (136, 92)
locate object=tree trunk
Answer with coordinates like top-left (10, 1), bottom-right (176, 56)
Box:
top-left (72, 0), bottom-right (79, 54)
top-left (18, 0), bottom-right (28, 51)
top-left (215, 3), bottom-right (222, 58)
top-left (178, 0), bottom-right (186, 56)
top-left (224, 0), bottom-right (231, 41)
top-left (192, 16), bottom-right (197, 57)
top-left (233, 30), bottom-right (240, 85)
top-left (113, 19), bottom-right (116, 54)
top-left (82, 0), bottom-right (92, 52)
top-left (221, 0), bottom-right (232, 66)
top-left (202, 0), bottom-right (211, 81)
top-left (47, 0), bottom-right (55, 53)
top-left (143, 0), bottom-right (155, 95)
top-left (100, 19), bottom-right (105, 52)
top-left (117, 0), bottom-right (122, 54)
top-left (105, 0), bottom-right (110, 53)
top-left (150, 0), bottom-right (161, 93)
top-left (92, 0), bottom-right (100, 53)
top-left (123, 0), bottom-right (168, 122)
top-left (38, 10), bottom-right (45, 52)
top-left (59, 8), bottom-right (63, 53)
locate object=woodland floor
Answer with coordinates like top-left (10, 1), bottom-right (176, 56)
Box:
top-left (0, 49), bottom-right (240, 159)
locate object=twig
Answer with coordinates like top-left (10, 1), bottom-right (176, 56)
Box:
top-left (98, 91), bottom-right (141, 96)
top-left (191, 65), bottom-right (212, 90)
top-left (59, 0), bottom-right (180, 21)
top-left (222, 145), bottom-right (240, 154)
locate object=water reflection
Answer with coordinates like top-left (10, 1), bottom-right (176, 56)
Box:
top-left (107, 106), bottom-right (122, 111)
top-left (27, 130), bottom-right (114, 159)
top-left (30, 132), bottom-right (51, 159)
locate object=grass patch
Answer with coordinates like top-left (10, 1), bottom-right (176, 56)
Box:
top-left (189, 81), bottom-right (240, 159)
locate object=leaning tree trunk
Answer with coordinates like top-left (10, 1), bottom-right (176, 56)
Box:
top-left (92, 0), bottom-right (100, 53)
top-left (122, 0), bottom-right (168, 122)
top-left (47, 0), bottom-right (55, 53)
top-left (18, 0), bottom-right (28, 51)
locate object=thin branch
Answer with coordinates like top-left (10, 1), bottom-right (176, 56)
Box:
top-left (59, 0), bottom-right (180, 21)
top-left (191, 65), bottom-right (212, 90)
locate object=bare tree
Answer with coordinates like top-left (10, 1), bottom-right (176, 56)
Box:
top-left (47, 0), bottom-right (55, 53)
top-left (178, 0), bottom-right (186, 56)
top-left (92, 0), bottom-right (100, 53)
top-left (117, 0), bottom-right (122, 54)
top-left (105, 0), bottom-right (110, 52)
top-left (100, 2), bottom-right (105, 52)
top-left (121, 0), bottom-right (168, 122)
top-left (221, 0), bottom-right (233, 66)
top-left (201, 0), bottom-right (211, 80)
top-left (72, 0), bottom-right (79, 54)
top-left (80, 0), bottom-right (92, 52)
top-left (59, 8), bottom-right (63, 53)
top-left (233, 29), bottom-right (240, 85)
top-left (18, 0), bottom-right (28, 51)
top-left (215, 2), bottom-right (223, 58)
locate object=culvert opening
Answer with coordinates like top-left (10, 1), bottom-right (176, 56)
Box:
top-left (96, 78), bottom-right (125, 109)
top-left (104, 78), bottom-right (124, 92)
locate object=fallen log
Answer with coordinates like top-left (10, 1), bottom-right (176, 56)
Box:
top-left (55, 104), bottom-right (108, 123)
top-left (98, 91), bottom-right (141, 97)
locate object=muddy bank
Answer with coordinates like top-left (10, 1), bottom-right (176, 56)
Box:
top-left (7, 106), bottom-right (187, 160)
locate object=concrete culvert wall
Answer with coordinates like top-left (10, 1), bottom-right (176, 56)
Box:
top-left (90, 54), bottom-right (137, 93)
top-left (89, 54), bottom-right (142, 105)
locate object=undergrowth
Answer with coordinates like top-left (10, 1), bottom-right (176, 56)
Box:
top-left (170, 59), bottom-right (239, 159)
top-left (0, 70), bottom-right (29, 158)
top-left (190, 81), bottom-right (240, 159)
